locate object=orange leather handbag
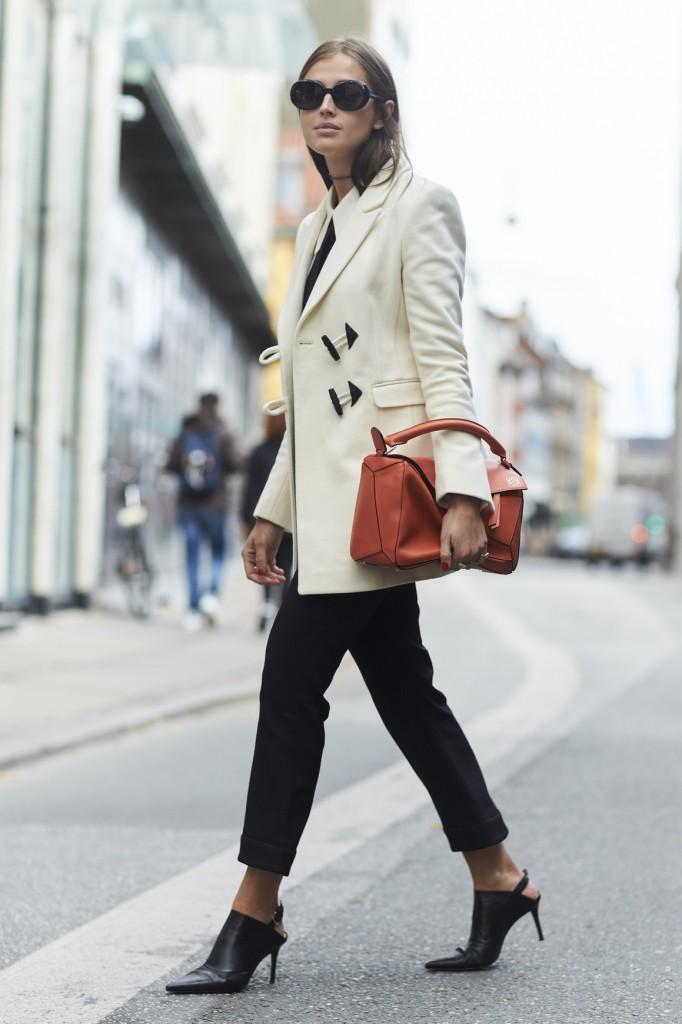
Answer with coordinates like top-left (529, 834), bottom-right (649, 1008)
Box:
top-left (350, 419), bottom-right (527, 575)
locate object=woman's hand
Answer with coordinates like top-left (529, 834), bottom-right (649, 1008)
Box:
top-left (440, 494), bottom-right (489, 570)
top-left (242, 519), bottom-right (286, 585)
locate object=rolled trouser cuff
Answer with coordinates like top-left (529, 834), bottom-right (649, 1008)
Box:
top-left (442, 810), bottom-right (509, 852)
top-left (238, 834), bottom-right (297, 876)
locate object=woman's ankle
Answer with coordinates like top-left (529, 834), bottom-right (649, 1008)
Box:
top-left (232, 866), bottom-right (284, 925)
top-left (462, 843), bottom-right (537, 893)
top-left (231, 895), bottom-right (277, 923)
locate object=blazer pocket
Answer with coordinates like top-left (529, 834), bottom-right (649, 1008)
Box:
top-left (371, 378), bottom-right (425, 408)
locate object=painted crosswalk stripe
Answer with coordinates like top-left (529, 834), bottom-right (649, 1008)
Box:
top-left (10, 573), bottom-right (672, 1023)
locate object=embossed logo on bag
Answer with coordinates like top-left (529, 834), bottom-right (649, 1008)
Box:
top-left (505, 475), bottom-right (521, 487)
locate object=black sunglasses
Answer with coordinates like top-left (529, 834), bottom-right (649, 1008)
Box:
top-left (290, 79), bottom-right (386, 112)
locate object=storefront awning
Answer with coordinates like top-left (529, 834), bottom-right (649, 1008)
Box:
top-left (78, 0), bottom-right (317, 78)
top-left (120, 73), bottom-right (275, 348)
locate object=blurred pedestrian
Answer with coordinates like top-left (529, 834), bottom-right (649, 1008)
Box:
top-left (166, 393), bottom-right (242, 631)
top-left (240, 413), bottom-right (293, 630)
top-left (167, 37), bottom-right (541, 995)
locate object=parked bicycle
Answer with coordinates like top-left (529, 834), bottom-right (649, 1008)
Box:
top-left (115, 484), bottom-right (154, 619)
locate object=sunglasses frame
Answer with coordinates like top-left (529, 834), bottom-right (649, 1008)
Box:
top-left (290, 79), bottom-right (386, 112)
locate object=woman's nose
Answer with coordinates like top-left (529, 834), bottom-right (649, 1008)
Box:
top-left (319, 93), bottom-right (336, 115)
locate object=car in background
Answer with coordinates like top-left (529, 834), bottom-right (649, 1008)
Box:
top-left (549, 488), bottom-right (669, 566)
top-left (549, 525), bottom-right (590, 560)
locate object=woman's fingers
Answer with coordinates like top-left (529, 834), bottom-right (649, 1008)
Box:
top-left (440, 497), bottom-right (488, 570)
top-left (242, 521), bottom-right (285, 585)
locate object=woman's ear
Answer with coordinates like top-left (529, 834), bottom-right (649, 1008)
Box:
top-left (373, 99), bottom-right (395, 130)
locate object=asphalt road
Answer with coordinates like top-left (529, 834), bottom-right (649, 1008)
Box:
top-left (1, 560), bottom-right (681, 1023)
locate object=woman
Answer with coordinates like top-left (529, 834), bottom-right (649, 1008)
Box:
top-left (167, 37), bottom-right (542, 996)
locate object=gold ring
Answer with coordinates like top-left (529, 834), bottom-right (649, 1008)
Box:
top-left (482, 551), bottom-right (489, 559)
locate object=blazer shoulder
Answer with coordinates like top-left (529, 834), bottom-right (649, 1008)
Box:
top-left (393, 174), bottom-right (466, 259)
top-left (295, 209), bottom-right (320, 246)
top-left (401, 173), bottom-right (463, 219)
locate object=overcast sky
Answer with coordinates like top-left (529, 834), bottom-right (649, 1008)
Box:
top-left (406, 0), bottom-right (682, 437)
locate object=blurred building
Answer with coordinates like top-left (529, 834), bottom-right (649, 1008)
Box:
top-left (467, 304), bottom-right (606, 534)
top-left (673, 229), bottom-right (682, 570)
top-left (615, 437), bottom-right (672, 497)
top-left (0, 0), bottom-right (315, 612)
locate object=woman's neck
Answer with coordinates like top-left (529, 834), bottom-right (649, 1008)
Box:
top-left (332, 177), bottom-right (354, 202)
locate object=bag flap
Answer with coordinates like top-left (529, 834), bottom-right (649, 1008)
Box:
top-left (486, 460), bottom-right (527, 493)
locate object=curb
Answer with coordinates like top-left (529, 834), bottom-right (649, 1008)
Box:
top-left (0, 673), bottom-right (261, 772)
top-left (0, 612), bottom-right (22, 633)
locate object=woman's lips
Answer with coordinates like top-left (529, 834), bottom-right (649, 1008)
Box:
top-left (315, 124), bottom-right (340, 135)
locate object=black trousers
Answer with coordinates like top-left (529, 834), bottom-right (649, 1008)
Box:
top-left (238, 575), bottom-right (508, 876)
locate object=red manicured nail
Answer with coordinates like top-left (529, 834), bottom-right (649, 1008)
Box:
top-left (441, 562), bottom-right (449, 572)
top-left (257, 567), bottom-right (264, 577)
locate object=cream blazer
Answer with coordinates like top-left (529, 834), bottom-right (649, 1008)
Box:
top-left (254, 163), bottom-right (492, 595)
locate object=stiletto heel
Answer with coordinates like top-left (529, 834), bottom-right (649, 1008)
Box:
top-left (166, 902), bottom-right (287, 994)
top-left (425, 870), bottom-right (543, 972)
top-left (269, 947), bottom-right (279, 984)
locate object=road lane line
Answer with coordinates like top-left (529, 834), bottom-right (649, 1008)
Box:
top-left (458, 578), bottom-right (581, 761)
top-left (0, 581), bottom-right (587, 1023)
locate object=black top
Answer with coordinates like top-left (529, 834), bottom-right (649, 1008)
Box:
top-left (302, 217), bottom-right (336, 310)
top-left (240, 436), bottom-right (284, 529)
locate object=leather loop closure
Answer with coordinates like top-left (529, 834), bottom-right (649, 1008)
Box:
top-left (258, 345), bottom-right (280, 365)
top-left (263, 398), bottom-right (286, 417)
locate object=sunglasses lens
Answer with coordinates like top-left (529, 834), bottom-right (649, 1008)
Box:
top-left (290, 81), bottom-right (323, 110)
top-left (333, 81), bottom-right (369, 110)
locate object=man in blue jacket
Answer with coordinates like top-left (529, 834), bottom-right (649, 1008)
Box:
top-left (167, 393), bottom-right (242, 631)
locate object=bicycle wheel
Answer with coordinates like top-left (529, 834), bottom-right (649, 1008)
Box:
top-left (117, 531), bottom-right (153, 619)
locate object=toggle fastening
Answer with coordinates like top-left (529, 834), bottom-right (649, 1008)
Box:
top-left (320, 322), bottom-right (359, 360)
top-left (328, 381), bottom-right (363, 416)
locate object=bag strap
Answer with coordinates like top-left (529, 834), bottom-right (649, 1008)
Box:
top-left (372, 418), bottom-right (511, 464)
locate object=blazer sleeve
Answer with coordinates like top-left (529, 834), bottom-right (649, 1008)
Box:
top-left (251, 208), bottom-right (322, 534)
top-left (252, 429), bottom-right (293, 532)
top-left (401, 182), bottom-right (493, 510)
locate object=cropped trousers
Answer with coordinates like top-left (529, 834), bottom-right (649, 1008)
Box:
top-left (238, 574), bottom-right (508, 876)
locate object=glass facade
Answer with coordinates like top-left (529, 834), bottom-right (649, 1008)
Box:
top-left (101, 186), bottom-right (259, 591)
top-left (0, 0), bottom-right (313, 610)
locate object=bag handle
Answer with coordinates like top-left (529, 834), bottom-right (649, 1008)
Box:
top-left (372, 418), bottom-right (511, 465)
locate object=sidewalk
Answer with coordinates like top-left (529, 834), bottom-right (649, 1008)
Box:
top-left (0, 559), bottom-right (269, 770)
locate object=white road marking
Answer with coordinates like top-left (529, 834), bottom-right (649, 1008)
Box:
top-left (459, 577), bottom-right (581, 761)
top-left (0, 573), bottom-right (675, 1022)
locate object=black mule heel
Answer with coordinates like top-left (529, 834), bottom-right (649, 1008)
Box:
top-left (531, 903), bottom-right (544, 941)
top-left (425, 870), bottom-right (543, 972)
top-left (166, 902), bottom-right (287, 994)
top-left (269, 946), bottom-right (280, 984)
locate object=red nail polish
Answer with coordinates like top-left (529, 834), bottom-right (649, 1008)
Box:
top-left (441, 562), bottom-right (449, 572)
top-left (257, 567), bottom-right (264, 577)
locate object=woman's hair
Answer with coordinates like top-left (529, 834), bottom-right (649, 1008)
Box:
top-left (298, 37), bottom-right (408, 194)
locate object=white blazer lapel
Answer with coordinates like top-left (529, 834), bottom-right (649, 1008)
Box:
top-left (299, 204), bottom-right (381, 324)
top-left (278, 205), bottom-right (327, 346)
top-left (298, 164), bottom-right (413, 327)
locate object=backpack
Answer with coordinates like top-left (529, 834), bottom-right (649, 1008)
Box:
top-left (179, 427), bottom-right (222, 493)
